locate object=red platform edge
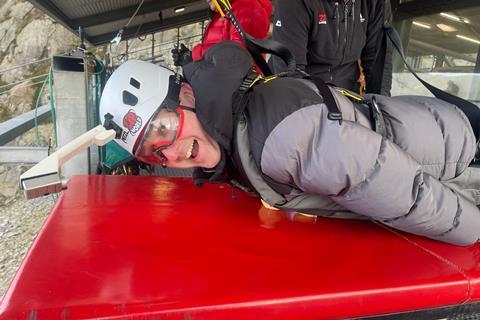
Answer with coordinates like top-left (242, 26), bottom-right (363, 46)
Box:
top-left (1, 175), bottom-right (479, 319)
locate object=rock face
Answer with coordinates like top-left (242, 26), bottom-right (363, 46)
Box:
top-left (0, 0), bottom-right (78, 123)
top-left (0, 1), bottom-right (78, 83)
top-left (0, 1), bottom-right (70, 204)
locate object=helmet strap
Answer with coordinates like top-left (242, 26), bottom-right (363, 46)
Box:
top-left (162, 74), bottom-right (183, 111)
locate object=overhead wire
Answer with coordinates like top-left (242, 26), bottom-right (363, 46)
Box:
top-left (0, 57), bottom-right (50, 75)
top-left (32, 67), bottom-right (57, 147)
top-left (0, 73), bottom-right (49, 92)
top-left (34, 72), bottom-right (49, 146)
top-left (125, 0), bottom-right (145, 28)
top-left (0, 79), bottom-right (49, 95)
top-left (110, 0), bottom-right (145, 57)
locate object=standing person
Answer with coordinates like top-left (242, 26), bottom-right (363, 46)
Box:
top-left (101, 42), bottom-right (480, 246)
top-left (171, 0), bottom-right (272, 66)
top-left (269, 0), bottom-right (392, 95)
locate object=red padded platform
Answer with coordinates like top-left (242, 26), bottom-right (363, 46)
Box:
top-left (1, 175), bottom-right (480, 319)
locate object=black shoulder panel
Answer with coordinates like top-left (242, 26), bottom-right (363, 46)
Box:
top-left (246, 77), bottom-right (323, 166)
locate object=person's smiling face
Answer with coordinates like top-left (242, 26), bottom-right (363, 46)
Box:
top-left (137, 83), bottom-right (221, 169)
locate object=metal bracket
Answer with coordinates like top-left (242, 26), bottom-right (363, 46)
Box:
top-left (20, 125), bottom-right (116, 199)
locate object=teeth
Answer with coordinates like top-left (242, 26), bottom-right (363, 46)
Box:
top-left (185, 140), bottom-right (194, 159)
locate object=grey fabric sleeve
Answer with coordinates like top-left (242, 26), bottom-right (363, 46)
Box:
top-left (261, 105), bottom-right (480, 245)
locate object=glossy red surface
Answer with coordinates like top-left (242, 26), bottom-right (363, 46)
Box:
top-left (1, 175), bottom-right (480, 319)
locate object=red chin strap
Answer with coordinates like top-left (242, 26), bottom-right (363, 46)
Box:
top-left (175, 107), bottom-right (185, 140)
top-left (133, 125), bottom-right (147, 155)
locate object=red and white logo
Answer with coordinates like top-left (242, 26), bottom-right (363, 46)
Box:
top-left (318, 13), bottom-right (327, 24)
top-left (123, 109), bottom-right (142, 135)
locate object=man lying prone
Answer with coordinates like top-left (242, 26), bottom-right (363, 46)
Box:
top-left (100, 41), bottom-right (480, 246)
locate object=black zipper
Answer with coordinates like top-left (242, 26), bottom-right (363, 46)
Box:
top-left (349, 0), bottom-right (356, 52)
top-left (343, 0), bottom-right (348, 61)
top-left (334, 2), bottom-right (339, 56)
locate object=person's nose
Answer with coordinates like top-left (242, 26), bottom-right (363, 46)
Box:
top-left (161, 144), bottom-right (179, 163)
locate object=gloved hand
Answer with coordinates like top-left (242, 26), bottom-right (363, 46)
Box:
top-left (171, 43), bottom-right (192, 67)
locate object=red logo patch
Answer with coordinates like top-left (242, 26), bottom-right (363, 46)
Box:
top-left (318, 13), bottom-right (327, 24)
top-left (123, 109), bottom-right (142, 135)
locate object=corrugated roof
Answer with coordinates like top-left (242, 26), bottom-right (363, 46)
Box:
top-left (27, 0), bottom-right (210, 46)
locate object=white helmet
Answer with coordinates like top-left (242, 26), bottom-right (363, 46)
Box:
top-left (99, 60), bottom-right (174, 154)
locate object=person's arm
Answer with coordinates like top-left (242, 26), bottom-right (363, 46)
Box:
top-left (269, 0), bottom-right (311, 73)
top-left (261, 107), bottom-right (480, 245)
top-left (191, 42), bottom-right (203, 61)
top-left (361, 0), bottom-right (386, 94)
top-left (228, 0), bottom-right (272, 44)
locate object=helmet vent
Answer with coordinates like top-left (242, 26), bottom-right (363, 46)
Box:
top-left (130, 77), bottom-right (141, 89)
top-left (123, 90), bottom-right (138, 106)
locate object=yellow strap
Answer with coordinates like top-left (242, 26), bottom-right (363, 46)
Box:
top-left (248, 75), bottom-right (263, 88)
top-left (212, 0), bottom-right (232, 16)
top-left (247, 75), bottom-right (277, 90)
top-left (262, 75), bottom-right (277, 84)
top-left (339, 89), bottom-right (364, 102)
top-left (211, 0), bottom-right (225, 16)
top-left (218, 0), bottom-right (232, 10)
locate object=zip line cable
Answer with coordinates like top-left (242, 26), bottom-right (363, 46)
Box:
top-left (0, 57), bottom-right (50, 75)
top-left (0, 79), bottom-right (48, 95)
top-left (0, 73), bottom-right (49, 92)
top-left (125, 0), bottom-right (145, 29)
top-left (110, 0), bottom-right (145, 46)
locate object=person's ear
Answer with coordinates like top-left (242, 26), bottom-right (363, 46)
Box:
top-left (180, 83), bottom-right (196, 108)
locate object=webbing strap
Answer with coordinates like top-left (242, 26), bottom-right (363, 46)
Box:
top-left (368, 96), bottom-right (387, 137)
top-left (238, 71), bottom-right (261, 93)
top-left (387, 27), bottom-right (480, 140)
top-left (218, 4), bottom-right (295, 76)
top-left (311, 77), bottom-right (343, 122)
top-left (244, 35), bottom-right (296, 76)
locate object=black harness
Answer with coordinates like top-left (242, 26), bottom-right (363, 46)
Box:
top-left (234, 70), bottom-right (388, 138)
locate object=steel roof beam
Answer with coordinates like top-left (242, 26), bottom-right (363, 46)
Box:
top-left (0, 105), bottom-right (51, 146)
top-left (396, 0), bottom-right (479, 20)
top-left (0, 147), bottom-right (50, 164)
top-left (89, 9), bottom-right (209, 46)
top-left (70, 0), bottom-right (196, 29)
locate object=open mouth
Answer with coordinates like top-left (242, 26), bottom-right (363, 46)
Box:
top-left (185, 139), bottom-right (199, 159)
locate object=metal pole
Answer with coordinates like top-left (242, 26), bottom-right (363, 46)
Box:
top-left (392, 18), bottom-right (412, 72)
top-left (434, 55), bottom-right (445, 70)
top-left (176, 27), bottom-right (180, 48)
top-left (151, 33), bottom-right (155, 59)
top-left (474, 45), bottom-right (480, 74)
top-left (78, 26), bottom-right (86, 50)
top-left (468, 45), bottom-right (480, 104)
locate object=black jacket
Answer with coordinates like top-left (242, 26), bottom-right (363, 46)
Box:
top-left (269, 0), bottom-right (391, 94)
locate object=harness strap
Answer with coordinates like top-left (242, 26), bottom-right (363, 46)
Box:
top-left (238, 69), bottom-right (387, 139)
top-left (238, 71), bottom-right (262, 94)
top-left (213, 0), bottom-right (296, 76)
top-left (311, 77), bottom-right (343, 123)
top-left (387, 27), bottom-right (480, 140)
top-left (367, 96), bottom-right (387, 137)
top-left (336, 88), bottom-right (387, 137)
